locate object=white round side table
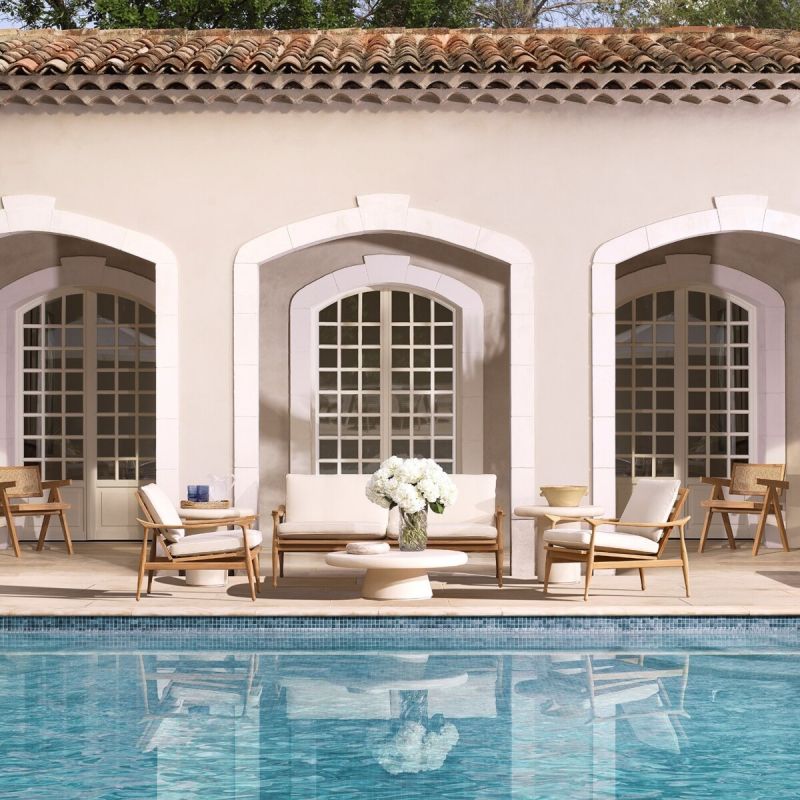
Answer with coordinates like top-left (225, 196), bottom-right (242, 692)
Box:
top-left (179, 506), bottom-right (256, 588)
top-left (325, 549), bottom-right (468, 600)
top-left (512, 505), bottom-right (604, 584)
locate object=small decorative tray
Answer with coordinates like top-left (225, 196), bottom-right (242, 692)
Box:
top-left (180, 500), bottom-right (231, 509)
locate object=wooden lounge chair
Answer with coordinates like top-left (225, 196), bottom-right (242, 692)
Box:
top-left (698, 463), bottom-right (789, 556)
top-left (0, 465), bottom-right (73, 557)
top-left (135, 483), bottom-right (262, 601)
top-left (543, 479), bottom-right (690, 601)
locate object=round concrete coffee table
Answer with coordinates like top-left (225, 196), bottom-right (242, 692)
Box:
top-left (325, 549), bottom-right (468, 600)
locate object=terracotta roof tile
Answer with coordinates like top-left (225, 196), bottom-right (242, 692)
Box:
top-left (2, 27), bottom-right (800, 77)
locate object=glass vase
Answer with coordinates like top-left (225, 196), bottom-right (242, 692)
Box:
top-left (398, 509), bottom-right (428, 551)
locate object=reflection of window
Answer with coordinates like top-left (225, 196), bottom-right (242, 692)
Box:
top-left (616, 289), bottom-right (752, 481)
top-left (316, 289), bottom-right (456, 474)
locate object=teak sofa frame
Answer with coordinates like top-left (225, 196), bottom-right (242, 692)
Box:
top-left (271, 506), bottom-right (505, 589)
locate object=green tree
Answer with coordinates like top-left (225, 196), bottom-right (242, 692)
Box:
top-left (597, 0), bottom-right (800, 27)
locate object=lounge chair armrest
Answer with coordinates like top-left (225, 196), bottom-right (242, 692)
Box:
top-left (137, 519), bottom-right (229, 531)
top-left (546, 513), bottom-right (605, 526)
top-left (42, 479), bottom-right (71, 488)
top-left (584, 517), bottom-right (621, 527)
top-left (701, 477), bottom-right (731, 487)
top-left (272, 505), bottom-right (286, 522)
top-left (589, 516), bottom-right (691, 530)
top-left (757, 478), bottom-right (789, 490)
top-left (0, 481), bottom-right (16, 490)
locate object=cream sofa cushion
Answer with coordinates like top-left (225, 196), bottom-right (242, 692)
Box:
top-left (277, 522), bottom-right (386, 540)
top-left (285, 474), bottom-right (389, 526)
top-left (617, 478), bottom-right (680, 541)
top-left (168, 529), bottom-right (262, 557)
top-left (544, 527), bottom-right (659, 554)
top-left (388, 523), bottom-right (497, 540)
top-left (140, 483), bottom-right (185, 542)
top-left (388, 474), bottom-right (497, 535)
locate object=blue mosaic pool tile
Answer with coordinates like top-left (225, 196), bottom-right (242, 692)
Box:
top-left (0, 615), bottom-right (799, 653)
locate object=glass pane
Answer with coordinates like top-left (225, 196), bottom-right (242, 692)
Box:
top-left (65, 294), bottom-right (83, 325)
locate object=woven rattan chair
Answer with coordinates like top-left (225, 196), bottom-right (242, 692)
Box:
top-left (698, 463), bottom-right (789, 556)
top-left (0, 466), bottom-right (73, 557)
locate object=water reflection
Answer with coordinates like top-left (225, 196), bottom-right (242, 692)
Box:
top-left (3, 646), bottom-right (798, 798)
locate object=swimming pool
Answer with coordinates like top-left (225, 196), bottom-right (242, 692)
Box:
top-left (1, 617), bottom-right (798, 799)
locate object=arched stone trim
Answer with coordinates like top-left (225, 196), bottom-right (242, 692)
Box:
top-left (0, 195), bottom-right (179, 500)
top-left (233, 194), bottom-right (534, 513)
top-left (288, 255), bottom-right (485, 474)
top-left (591, 194), bottom-right (793, 513)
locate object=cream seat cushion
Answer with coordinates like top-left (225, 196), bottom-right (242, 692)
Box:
top-left (168, 529), bottom-right (262, 557)
top-left (617, 478), bottom-right (681, 540)
top-left (179, 507), bottom-right (255, 521)
top-left (140, 483), bottom-right (185, 542)
top-left (277, 522), bottom-right (386, 540)
top-left (388, 523), bottom-right (497, 540)
top-left (544, 527), bottom-right (659, 554)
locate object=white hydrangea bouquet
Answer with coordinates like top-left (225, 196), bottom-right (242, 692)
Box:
top-left (366, 457), bottom-right (457, 551)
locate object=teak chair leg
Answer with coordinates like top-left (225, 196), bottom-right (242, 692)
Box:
top-left (697, 510), bottom-right (713, 553)
top-left (639, 569), bottom-right (646, 591)
top-left (146, 535), bottom-right (157, 594)
top-left (679, 527), bottom-right (691, 598)
top-left (543, 551), bottom-right (552, 593)
top-left (752, 502), bottom-right (770, 557)
top-left (255, 552), bottom-right (262, 593)
top-left (35, 514), bottom-right (51, 552)
top-left (773, 492), bottom-right (790, 553)
top-left (279, 551), bottom-right (285, 578)
top-left (59, 509), bottom-right (74, 555)
top-left (583, 548), bottom-right (595, 601)
top-left (495, 547), bottom-right (503, 589)
top-left (6, 516), bottom-right (21, 558)
top-left (721, 514), bottom-right (736, 550)
top-left (136, 537), bottom-right (148, 601)
top-left (272, 542), bottom-right (279, 588)
top-left (243, 545), bottom-right (257, 602)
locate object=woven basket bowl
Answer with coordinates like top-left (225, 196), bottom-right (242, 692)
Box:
top-left (539, 485), bottom-right (588, 507)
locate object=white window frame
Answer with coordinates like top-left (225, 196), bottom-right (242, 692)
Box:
top-left (288, 256), bottom-right (485, 476)
top-left (314, 287), bottom-right (460, 474)
top-left (615, 285), bottom-right (758, 484)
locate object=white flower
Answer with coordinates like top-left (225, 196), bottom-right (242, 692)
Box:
top-left (365, 458), bottom-right (457, 513)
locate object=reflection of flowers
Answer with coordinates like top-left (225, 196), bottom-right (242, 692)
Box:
top-left (376, 690), bottom-right (459, 775)
top-left (377, 718), bottom-right (459, 775)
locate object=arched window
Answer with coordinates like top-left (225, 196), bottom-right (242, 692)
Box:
top-left (615, 288), bottom-right (753, 484)
top-left (20, 289), bottom-right (156, 538)
top-left (316, 288), bottom-right (457, 474)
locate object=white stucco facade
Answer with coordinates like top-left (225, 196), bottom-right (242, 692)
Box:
top-left (2, 91), bottom-right (800, 553)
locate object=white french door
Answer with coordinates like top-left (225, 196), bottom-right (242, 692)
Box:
top-left (19, 290), bottom-right (156, 540)
top-left (615, 288), bottom-right (754, 535)
top-left (315, 288), bottom-right (458, 474)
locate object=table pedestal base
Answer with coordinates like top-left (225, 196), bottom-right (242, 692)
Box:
top-left (186, 569), bottom-right (228, 587)
top-left (362, 568), bottom-right (432, 601)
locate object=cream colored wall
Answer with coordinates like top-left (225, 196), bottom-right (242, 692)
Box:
top-left (3, 103), bottom-right (800, 510)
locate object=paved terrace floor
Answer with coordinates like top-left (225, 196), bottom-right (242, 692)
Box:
top-left (0, 541), bottom-right (799, 616)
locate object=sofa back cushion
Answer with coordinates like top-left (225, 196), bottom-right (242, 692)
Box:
top-left (285, 474), bottom-right (390, 525)
top-left (140, 483), bottom-right (184, 542)
top-left (617, 478), bottom-right (680, 541)
top-left (389, 474), bottom-right (497, 533)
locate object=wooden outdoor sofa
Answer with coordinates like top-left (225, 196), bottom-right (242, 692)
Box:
top-left (271, 473), bottom-right (505, 588)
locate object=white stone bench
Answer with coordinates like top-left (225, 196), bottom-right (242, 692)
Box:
top-left (271, 473), bottom-right (504, 587)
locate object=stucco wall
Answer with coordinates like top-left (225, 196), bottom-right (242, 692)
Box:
top-left (3, 103), bottom-right (800, 530)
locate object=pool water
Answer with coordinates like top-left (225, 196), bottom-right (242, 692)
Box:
top-left (1, 621), bottom-right (799, 799)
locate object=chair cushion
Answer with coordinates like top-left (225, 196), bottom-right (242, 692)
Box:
top-left (277, 522), bottom-right (386, 540)
top-left (544, 526), bottom-right (659, 554)
top-left (617, 479), bottom-right (680, 541)
top-left (285, 475), bottom-right (389, 526)
top-left (140, 483), bottom-right (185, 542)
top-left (388, 523), bottom-right (497, 540)
top-left (388, 474), bottom-right (497, 534)
top-left (179, 507), bottom-right (255, 520)
top-left (168, 529), bottom-right (262, 557)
